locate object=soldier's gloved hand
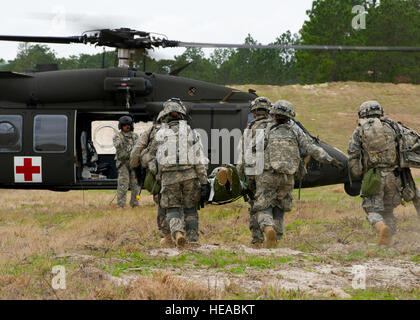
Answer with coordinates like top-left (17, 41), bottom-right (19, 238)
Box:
top-left (330, 159), bottom-right (345, 170)
top-left (200, 184), bottom-right (210, 202)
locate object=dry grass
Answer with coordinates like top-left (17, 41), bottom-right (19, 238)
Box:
top-left (233, 82), bottom-right (420, 153)
top-left (1, 82), bottom-right (420, 299)
top-left (0, 185), bottom-right (419, 300)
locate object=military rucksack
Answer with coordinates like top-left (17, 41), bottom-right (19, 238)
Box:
top-left (264, 123), bottom-right (300, 175)
top-left (392, 122), bottom-right (420, 169)
top-left (359, 118), bottom-right (398, 168)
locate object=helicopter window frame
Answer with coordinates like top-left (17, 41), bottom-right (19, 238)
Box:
top-left (33, 115), bottom-right (68, 154)
top-left (0, 115), bottom-right (23, 153)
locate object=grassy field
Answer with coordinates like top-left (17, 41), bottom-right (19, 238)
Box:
top-left (0, 185), bottom-right (419, 300)
top-left (233, 82), bottom-right (420, 152)
top-left (0, 82), bottom-right (419, 300)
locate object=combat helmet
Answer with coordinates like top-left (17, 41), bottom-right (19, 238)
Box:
top-left (358, 101), bottom-right (384, 118)
top-left (161, 98), bottom-right (187, 120)
top-left (250, 97), bottom-right (272, 112)
top-left (156, 110), bottom-right (165, 124)
top-left (270, 100), bottom-right (296, 118)
top-left (118, 115), bottom-right (134, 131)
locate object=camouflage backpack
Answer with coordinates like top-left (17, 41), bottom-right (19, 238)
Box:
top-left (394, 122), bottom-right (420, 169)
top-left (359, 118), bottom-right (398, 169)
top-left (264, 123), bottom-right (300, 175)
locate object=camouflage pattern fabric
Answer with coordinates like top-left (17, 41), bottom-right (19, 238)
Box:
top-left (237, 115), bottom-right (271, 244)
top-left (166, 208), bottom-right (185, 237)
top-left (362, 169), bottom-right (401, 235)
top-left (348, 119), bottom-right (398, 178)
top-left (130, 125), bottom-right (154, 168)
top-left (113, 132), bottom-right (139, 169)
top-left (252, 121), bottom-right (333, 238)
top-left (154, 193), bottom-right (170, 236)
top-left (254, 170), bottom-right (294, 213)
top-left (160, 178), bottom-right (201, 209)
top-left (256, 206), bottom-right (285, 240)
top-left (116, 163), bottom-right (140, 207)
top-left (113, 131), bottom-right (139, 207)
top-left (237, 116), bottom-right (272, 177)
top-left (147, 120), bottom-right (208, 184)
top-left (348, 116), bottom-right (403, 235)
top-left (264, 121), bottom-right (334, 174)
top-left (149, 118), bottom-right (208, 240)
top-left (184, 208), bottom-right (199, 242)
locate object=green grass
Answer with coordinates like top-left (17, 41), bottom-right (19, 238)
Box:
top-left (349, 288), bottom-right (420, 300)
top-left (103, 249), bottom-right (295, 276)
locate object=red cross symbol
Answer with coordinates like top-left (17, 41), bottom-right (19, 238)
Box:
top-left (16, 158), bottom-right (41, 182)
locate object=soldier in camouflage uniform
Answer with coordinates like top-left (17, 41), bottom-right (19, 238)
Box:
top-left (255, 100), bottom-right (343, 248)
top-left (130, 111), bottom-right (175, 247)
top-left (149, 98), bottom-right (209, 247)
top-left (348, 101), bottom-right (405, 246)
top-left (237, 97), bottom-right (272, 248)
top-left (113, 116), bottom-right (140, 208)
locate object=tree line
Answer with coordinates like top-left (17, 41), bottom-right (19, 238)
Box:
top-left (1, 0), bottom-right (420, 85)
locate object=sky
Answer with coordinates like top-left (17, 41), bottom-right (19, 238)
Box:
top-left (0, 0), bottom-right (314, 61)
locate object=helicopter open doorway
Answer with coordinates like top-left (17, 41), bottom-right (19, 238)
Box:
top-left (74, 113), bottom-right (152, 189)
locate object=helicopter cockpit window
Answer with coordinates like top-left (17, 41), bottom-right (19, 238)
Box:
top-left (0, 115), bottom-right (22, 152)
top-left (34, 115), bottom-right (68, 153)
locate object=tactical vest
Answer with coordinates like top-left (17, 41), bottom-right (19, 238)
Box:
top-left (115, 132), bottom-right (137, 163)
top-left (243, 117), bottom-right (272, 172)
top-left (157, 121), bottom-right (196, 173)
top-left (264, 124), bottom-right (300, 174)
top-left (359, 118), bottom-right (398, 169)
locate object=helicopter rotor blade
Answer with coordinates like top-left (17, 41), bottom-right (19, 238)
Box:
top-left (172, 41), bottom-right (420, 52)
top-left (0, 35), bottom-right (84, 44)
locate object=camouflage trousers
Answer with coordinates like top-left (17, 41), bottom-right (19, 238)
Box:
top-left (160, 178), bottom-right (201, 240)
top-left (165, 207), bottom-right (199, 241)
top-left (256, 207), bottom-right (285, 240)
top-left (362, 169), bottom-right (401, 235)
top-left (254, 170), bottom-right (294, 212)
top-left (253, 170), bottom-right (294, 241)
top-left (154, 194), bottom-right (170, 236)
top-left (116, 163), bottom-right (140, 208)
top-left (160, 178), bottom-right (201, 209)
top-left (154, 194), bottom-right (199, 242)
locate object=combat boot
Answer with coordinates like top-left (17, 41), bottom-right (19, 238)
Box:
top-left (374, 221), bottom-right (392, 246)
top-left (175, 232), bottom-right (186, 248)
top-left (160, 234), bottom-right (175, 248)
top-left (264, 226), bottom-right (277, 248)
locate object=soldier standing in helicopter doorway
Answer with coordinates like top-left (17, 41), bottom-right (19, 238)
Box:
top-left (113, 116), bottom-right (140, 208)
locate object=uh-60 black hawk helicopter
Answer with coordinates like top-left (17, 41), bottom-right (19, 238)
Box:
top-left (2, 28), bottom-right (416, 195)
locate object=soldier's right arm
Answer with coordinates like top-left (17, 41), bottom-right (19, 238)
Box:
top-left (347, 127), bottom-right (364, 178)
top-left (294, 127), bottom-right (334, 164)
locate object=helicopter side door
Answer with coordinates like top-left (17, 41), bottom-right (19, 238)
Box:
top-left (0, 109), bottom-right (76, 189)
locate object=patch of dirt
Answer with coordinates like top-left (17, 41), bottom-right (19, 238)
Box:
top-left (58, 244), bottom-right (420, 297)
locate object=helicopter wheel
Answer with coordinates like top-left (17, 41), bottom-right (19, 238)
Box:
top-left (344, 181), bottom-right (361, 197)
